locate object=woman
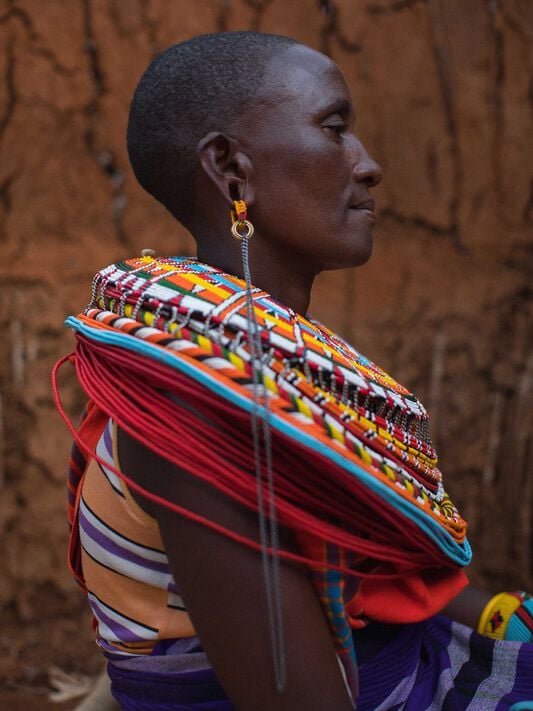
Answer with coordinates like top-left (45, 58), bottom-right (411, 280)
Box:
top-left (57, 32), bottom-right (533, 710)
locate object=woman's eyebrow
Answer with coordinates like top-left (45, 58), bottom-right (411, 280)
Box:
top-left (317, 98), bottom-right (353, 119)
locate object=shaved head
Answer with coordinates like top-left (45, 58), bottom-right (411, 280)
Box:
top-left (127, 32), bottom-right (296, 226)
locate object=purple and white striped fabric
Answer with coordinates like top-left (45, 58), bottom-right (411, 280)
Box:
top-left (106, 616), bottom-right (533, 709)
top-left (354, 615), bottom-right (533, 710)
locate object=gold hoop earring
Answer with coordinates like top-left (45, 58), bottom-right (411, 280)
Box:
top-left (230, 200), bottom-right (254, 241)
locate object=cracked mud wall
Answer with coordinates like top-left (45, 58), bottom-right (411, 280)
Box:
top-left (0, 0), bottom-right (531, 644)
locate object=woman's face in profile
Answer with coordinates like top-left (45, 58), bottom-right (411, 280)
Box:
top-left (233, 44), bottom-right (383, 274)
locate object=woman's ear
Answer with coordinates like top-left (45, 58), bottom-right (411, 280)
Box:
top-left (196, 132), bottom-right (255, 207)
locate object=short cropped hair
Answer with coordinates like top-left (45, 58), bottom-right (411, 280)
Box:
top-left (127, 31), bottom-right (296, 225)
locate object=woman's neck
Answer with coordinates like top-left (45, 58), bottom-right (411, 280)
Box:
top-left (196, 241), bottom-right (316, 316)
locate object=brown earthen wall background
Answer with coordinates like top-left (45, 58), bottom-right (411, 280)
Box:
top-left (0, 0), bottom-right (531, 699)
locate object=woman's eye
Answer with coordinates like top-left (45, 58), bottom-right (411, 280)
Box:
top-left (324, 123), bottom-right (346, 136)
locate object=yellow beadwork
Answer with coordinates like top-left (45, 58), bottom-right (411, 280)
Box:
top-left (477, 592), bottom-right (522, 640)
top-left (197, 335), bottom-right (213, 353)
top-left (228, 352), bottom-right (245, 372)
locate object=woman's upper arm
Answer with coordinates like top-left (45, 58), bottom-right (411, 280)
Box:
top-left (441, 586), bottom-right (492, 629)
top-left (118, 427), bottom-right (353, 711)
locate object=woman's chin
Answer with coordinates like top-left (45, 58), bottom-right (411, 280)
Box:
top-left (328, 234), bottom-right (374, 270)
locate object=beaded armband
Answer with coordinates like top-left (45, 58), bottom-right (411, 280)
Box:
top-left (477, 591), bottom-right (533, 642)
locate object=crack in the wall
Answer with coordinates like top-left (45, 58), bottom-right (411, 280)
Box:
top-left (500, 5), bottom-right (532, 43)
top-left (243, 0), bottom-right (274, 32)
top-left (0, 3), bottom-right (75, 75)
top-left (498, 0), bottom-right (533, 224)
top-left (427, 0), bottom-right (462, 248)
top-left (524, 178), bottom-right (533, 224)
top-left (0, 1), bottom-right (82, 163)
top-left (0, 302), bottom-right (34, 491)
top-left (98, 148), bottom-right (127, 245)
top-left (0, 3), bottom-right (31, 30)
top-left (318, 0), bottom-right (363, 56)
top-left (107, 0), bottom-right (158, 54)
top-left (0, 35), bottom-right (16, 149)
top-left (81, 0), bottom-right (129, 246)
top-left (380, 207), bottom-right (468, 251)
top-left (215, 0), bottom-right (232, 32)
top-left (0, 172), bottom-right (15, 213)
top-left (27, 42), bottom-right (77, 76)
top-left (503, 243), bottom-right (533, 278)
top-left (18, 95), bottom-right (81, 123)
top-left (425, 140), bottom-right (439, 194)
top-left (365, 0), bottom-right (426, 15)
top-left (81, 0), bottom-right (106, 154)
top-left (0, 171), bottom-right (17, 242)
top-left (139, 0), bottom-right (159, 57)
top-left (486, 0), bottom-right (505, 208)
top-left (0, 388), bottom-right (4, 490)
top-left (108, 0), bottom-right (137, 38)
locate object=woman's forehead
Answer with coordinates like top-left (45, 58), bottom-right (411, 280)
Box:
top-left (260, 44), bottom-right (352, 112)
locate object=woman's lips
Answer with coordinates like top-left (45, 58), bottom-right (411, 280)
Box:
top-left (349, 199), bottom-right (376, 220)
top-left (350, 198), bottom-right (375, 212)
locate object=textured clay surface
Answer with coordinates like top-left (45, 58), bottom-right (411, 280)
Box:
top-left (0, 0), bottom-right (531, 706)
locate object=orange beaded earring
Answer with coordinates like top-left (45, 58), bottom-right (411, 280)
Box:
top-left (230, 199), bottom-right (254, 241)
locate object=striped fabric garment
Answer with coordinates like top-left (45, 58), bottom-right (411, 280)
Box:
top-left (73, 413), bottom-right (533, 710)
top-left (353, 615), bottom-right (533, 710)
top-left (78, 417), bottom-right (196, 656)
top-left (103, 614), bottom-right (533, 710)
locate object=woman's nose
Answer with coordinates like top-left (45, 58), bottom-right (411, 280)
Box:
top-left (353, 144), bottom-right (383, 188)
